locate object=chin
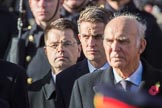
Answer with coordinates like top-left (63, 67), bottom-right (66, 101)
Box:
top-left (113, 65), bottom-right (122, 69)
top-left (87, 57), bottom-right (95, 61)
top-left (111, 62), bottom-right (123, 68)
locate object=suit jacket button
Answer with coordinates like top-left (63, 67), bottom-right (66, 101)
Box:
top-left (28, 25), bottom-right (32, 30)
top-left (28, 35), bottom-right (34, 42)
top-left (27, 78), bottom-right (32, 84)
top-left (26, 55), bottom-right (31, 62)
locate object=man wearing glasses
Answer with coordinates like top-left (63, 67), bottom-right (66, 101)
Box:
top-left (28, 18), bottom-right (81, 108)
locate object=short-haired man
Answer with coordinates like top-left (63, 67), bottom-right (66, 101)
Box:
top-left (28, 18), bottom-right (81, 108)
top-left (69, 14), bottom-right (162, 108)
top-left (56, 6), bottom-right (112, 108)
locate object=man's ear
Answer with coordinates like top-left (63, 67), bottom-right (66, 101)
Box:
top-left (78, 34), bottom-right (81, 40)
top-left (139, 39), bottom-right (147, 54)
top-left (44, 47), bottom-right (47, 56)
top-left (77, 44), bottom-right (82, 58)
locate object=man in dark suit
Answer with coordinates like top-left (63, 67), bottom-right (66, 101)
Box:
top-left (28, 18), bottom-right (81, 108)
top-left (56, 6), bottom-right (112, 108)
top-left (0, 60), bottom-right (29, 108)
top-left (69, 14), bottom-right (162, 108)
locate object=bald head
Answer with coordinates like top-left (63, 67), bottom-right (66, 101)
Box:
top-left (104, 15), bottom-right (146, 41)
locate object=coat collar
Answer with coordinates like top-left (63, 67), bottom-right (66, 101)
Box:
top-left (93, 68), bottom-right (114, 93)
top-left (78, 59), bottom-right (89, 73)
top-left (42, 71), bottom-right (56, 100)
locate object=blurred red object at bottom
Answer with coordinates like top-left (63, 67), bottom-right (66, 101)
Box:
top-left (94, 94), bottom-right (137, 108)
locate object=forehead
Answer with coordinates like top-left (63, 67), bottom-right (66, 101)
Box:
top-left (47, 29), bottom-right (75, 41)
top-left (80, 22), bottom-right (105, 34)
top-left (104, 17), bottom-right (138, 38)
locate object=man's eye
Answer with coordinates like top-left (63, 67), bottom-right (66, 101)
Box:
top-left (63, 42), bottom-right (71, 46)
top-left (118, 40), bottom-right (130, 44)
top-left (82, 35), bottom-right (89, 39)
top-left (107, 39), bottom-right (113, 43)
top-left (94, 35), bottom-right (103, 40)
top-left (53, 44), bottom-right (58, 47)
top-left (49, 43), bottom-right (59, 47)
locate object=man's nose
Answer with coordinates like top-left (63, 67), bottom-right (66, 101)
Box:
top-left (111, 41), bottom-right (120, 51)
top-left (87, 36), bottom-right (96, 46)
top-left (56, 43), bottom-right (65, 52)
top-left (38, 0), bottom-right (46, 8)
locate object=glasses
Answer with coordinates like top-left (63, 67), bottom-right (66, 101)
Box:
top-left (46, 41), bottom-right (78, 49)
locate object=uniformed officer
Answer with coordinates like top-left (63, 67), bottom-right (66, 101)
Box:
top-left (15, 0), bottom-right (60, 68)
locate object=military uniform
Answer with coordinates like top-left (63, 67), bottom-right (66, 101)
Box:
top-left (21, 23), bottom-right (45, 68)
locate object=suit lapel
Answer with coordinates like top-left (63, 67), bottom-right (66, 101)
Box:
top-left (93, 68), bottom-right (115, 93)
top-left (77, 59), bottom-right (89, 74)
top-left (140, 60), bottom-right (158, 90)
top-left (42, 71), bottom-right (56, 100)
top-left (135, 59), bottom-right (162, 96)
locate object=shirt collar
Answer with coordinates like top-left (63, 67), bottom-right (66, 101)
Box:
top-left (87, 60), bottom-right (109, 73)
top-left (51, 71), bottom-right (56, 84)
top-left (113, 61), bottom-right (143, 86)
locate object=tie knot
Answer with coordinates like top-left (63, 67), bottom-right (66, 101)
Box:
top-left (93, 68), bottom-right (101, 72)
top-left (119, 80), bottom-right (132, 91)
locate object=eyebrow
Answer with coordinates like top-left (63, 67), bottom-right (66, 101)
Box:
top-left (80, 33), bottom-right (103, 36)
top-left (116, 36), bottom-right (129, 40)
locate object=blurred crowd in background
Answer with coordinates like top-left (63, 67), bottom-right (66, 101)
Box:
top-left (1, 0), bottom-right (162, 31)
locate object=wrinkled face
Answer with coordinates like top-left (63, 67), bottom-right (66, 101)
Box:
top-left (44, 29), bottom-right (81, 71)
top-left (103, 18), bottom-right (145, 70)
top-left (29, 0), bottom-right (59, 22)
top-left (63, 0), bottom-right (86, 9)
top-left (79, 22), bottom-right (106, 62)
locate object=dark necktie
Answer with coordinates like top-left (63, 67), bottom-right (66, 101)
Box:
top-left (118, 80), bottom-right (132, 91)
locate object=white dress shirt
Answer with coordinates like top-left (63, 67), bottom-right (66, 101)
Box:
top-left (51, 72), bottom-right (56, 85)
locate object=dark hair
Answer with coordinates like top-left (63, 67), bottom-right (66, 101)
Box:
top-left (44, 18), bottom-right (79, 44)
